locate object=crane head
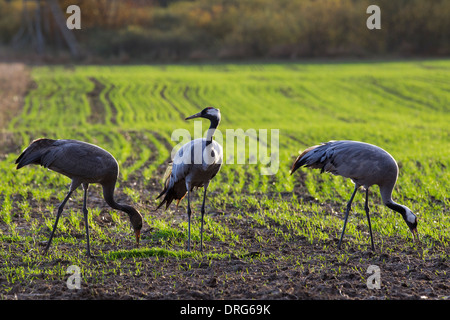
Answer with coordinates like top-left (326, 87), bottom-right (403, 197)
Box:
top-left (411, 227), bottom-right (419, 242)
top-left (185, 107), bottom-right (220, 121)
top-left (404, 208), bottom-right (419, 242)
top-left (125, 206), bottom-right (143, 247)
top-left (135, 229), bottom-right (141, 247)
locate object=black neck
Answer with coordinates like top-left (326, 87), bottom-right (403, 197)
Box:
top-left (102, 184), bottom-right (142, 230)
top-left (385, 201), bottom-right (407, 220)
top-left (206, 117), bottom-right (219, 146)
top-left (386, 201), bottom-right (405, 214)
top-left (385, 200), bottom-right (417, 230)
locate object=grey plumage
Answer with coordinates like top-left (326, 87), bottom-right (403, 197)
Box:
top-left (157, 107), bottom-right (223, 252)
top-left (291, 140), bottom-right (418, 250)
top-left (16, 138), bottom-right (143, 256)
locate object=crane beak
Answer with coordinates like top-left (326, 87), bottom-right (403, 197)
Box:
top-left (290, 161), bottom-right (300, 175)
top-left (135, 230), bottom-right (141, 247)
top-left (411, 228), bottom-right (419, 242)
top-left (185, 112), bottom-right (202, 120)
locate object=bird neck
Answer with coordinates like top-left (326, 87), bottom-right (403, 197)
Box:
top-left (385, 199), bottom-right (416, 225)
top-left (102, 184), bottom-right (143, 230)
top-left (206, 117), bottom-right (220, 146)
top-left (381, 183), bottom-right (417, 227)
top-left (385, 200), bottom-right (406, 216)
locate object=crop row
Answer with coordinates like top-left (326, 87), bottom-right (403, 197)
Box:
top-left (1, 61), bottom-right (449, 252)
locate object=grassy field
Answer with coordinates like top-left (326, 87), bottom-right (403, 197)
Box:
top-left (0, 60), bottom-right (449, 300)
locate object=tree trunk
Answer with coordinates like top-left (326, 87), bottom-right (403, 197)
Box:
top-left (47, 0), bottom-right (81, 59)
top-left (34, 0), bottom-right (45, 55)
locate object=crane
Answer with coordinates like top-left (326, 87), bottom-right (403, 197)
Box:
top-left (15, 138), bottom-right (143, 256)
top-left (290, 140), bottom-right (418, 250)
top-left (156, 107), bottom-right (223, 252)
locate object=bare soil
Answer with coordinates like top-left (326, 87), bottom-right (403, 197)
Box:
top-left (0, 63), bottom-right (30, 128)
top-left (2, 178), bottom-right (448, 301)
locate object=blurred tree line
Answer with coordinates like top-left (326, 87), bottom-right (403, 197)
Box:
top-left (0, 0), bottom-right (449, 62)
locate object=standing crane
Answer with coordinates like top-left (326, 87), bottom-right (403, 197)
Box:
top-left (290, 140), bottom-right (418, 250)
top-left (156, 107), bottom-right (223, 252)
top-left (15, 138), bottom-right (143, 256)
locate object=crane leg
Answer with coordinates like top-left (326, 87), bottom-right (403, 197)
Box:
top-left (364, 188), bottom-right (375, 251)
top-left (186, 190), bottom-right (192, 252)
top-left (338, 185), bottom-right (358, 250)
top-left (82, 183), bottom-right (91, 257)
top-left (200, 182), bottom-right (209, 252)
top-left (43, 181), bottom-right (79, 255)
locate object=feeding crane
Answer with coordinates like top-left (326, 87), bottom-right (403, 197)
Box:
top-left (290, 140), bottom-right (418, 250)
top-left (15, 138), bottom-right (143, 256)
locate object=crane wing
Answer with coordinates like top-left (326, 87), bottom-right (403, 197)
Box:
top-left (43, 140), bottom-right (117, 181)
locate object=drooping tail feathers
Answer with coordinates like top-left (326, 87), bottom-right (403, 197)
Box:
top-left (155, 162), bottom-right (187, 210)
top-left (15, 138), bottom-right (56, 169)
top-left (290, 144), bottom-right (322, 175)
top-left (155, 162), bottom-right (173, 209)
top-left (291, 140), bottom-right (349, 176)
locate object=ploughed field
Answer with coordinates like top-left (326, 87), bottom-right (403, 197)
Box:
top-left (0, 61), bottom-right (448, 300)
